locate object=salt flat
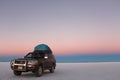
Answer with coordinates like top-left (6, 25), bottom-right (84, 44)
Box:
top-left (0, 62), bottom-right (120, 80)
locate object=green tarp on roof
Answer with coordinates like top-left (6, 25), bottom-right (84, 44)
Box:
top-left (34, 44), bottom-right (52, 53)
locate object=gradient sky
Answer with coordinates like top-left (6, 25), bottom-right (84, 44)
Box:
top-left (0, 0), bottom-right (120, 56)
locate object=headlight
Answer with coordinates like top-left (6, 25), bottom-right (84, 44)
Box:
top-left (10, 60), bottom-right (15, 66)
top-left (28, 60), bottom-right (38, 64)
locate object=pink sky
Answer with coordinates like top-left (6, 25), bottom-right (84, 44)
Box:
top-left (0, 38), bottom-right (120, 56)
top-left (0, 0), bottom-right (120, 56)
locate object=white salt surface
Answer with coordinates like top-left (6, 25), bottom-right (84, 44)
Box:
top-left (0, 62), bottom-right (120, 80)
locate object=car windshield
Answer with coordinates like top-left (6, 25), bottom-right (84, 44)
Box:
top-left (25, 52), bottom-right (43, 58)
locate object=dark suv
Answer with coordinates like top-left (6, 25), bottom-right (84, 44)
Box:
top-left (10, 44), bottom-right (56, 77)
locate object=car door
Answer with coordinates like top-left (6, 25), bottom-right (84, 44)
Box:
top-left (46, 53), bottom-right (54, 68)
top-left (43, 53), bottom-right (50, 69)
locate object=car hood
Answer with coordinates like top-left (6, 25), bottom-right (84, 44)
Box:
top-left (15, 58), bottom-right (36, 61)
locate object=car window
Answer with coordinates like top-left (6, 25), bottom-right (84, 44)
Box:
top-left (25, 53), bottom-right (32, 58)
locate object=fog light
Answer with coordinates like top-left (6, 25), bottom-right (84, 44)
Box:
top-left (28, 64), bottom-right (34, 68)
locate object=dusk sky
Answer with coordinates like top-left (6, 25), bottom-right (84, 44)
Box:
top-left (0, 0), bottom-right (120, 56)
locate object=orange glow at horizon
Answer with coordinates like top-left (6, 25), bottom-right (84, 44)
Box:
top-left (0, 41), bottom-right (120, 56)
top-left (0, 45), bottom-right (120, 56)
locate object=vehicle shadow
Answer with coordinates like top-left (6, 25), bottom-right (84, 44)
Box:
top-left (19, 70), bottom-right (60, 78)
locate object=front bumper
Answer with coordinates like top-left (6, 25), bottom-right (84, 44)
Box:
top-left (11, 60), bottom-right (27, 71)
top-left (11, 60), bottom-right (36, 72)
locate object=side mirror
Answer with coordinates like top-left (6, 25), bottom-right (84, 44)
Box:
top-left (44, 56), bottom-right (48, 59)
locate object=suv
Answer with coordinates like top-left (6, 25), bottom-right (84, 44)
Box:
top-left (10, 44), bottom-right (56, 77)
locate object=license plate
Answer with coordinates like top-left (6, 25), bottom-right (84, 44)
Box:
top-left (18, 66), bottom-right (23, 70)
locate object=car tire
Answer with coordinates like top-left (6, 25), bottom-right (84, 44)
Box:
top-left (49, 65), bottom-right (55, 73)
top-left (13, 71), bottom-right (22, 76)
top-left (36, 66), bottom-right (43, 77)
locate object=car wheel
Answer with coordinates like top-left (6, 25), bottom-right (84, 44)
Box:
top-left (36, 66), bottom-right (43, 77)
top-left (13, 71), bottom-right (22, 76)
top-left (49, 65), bottom-right (55, 73)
